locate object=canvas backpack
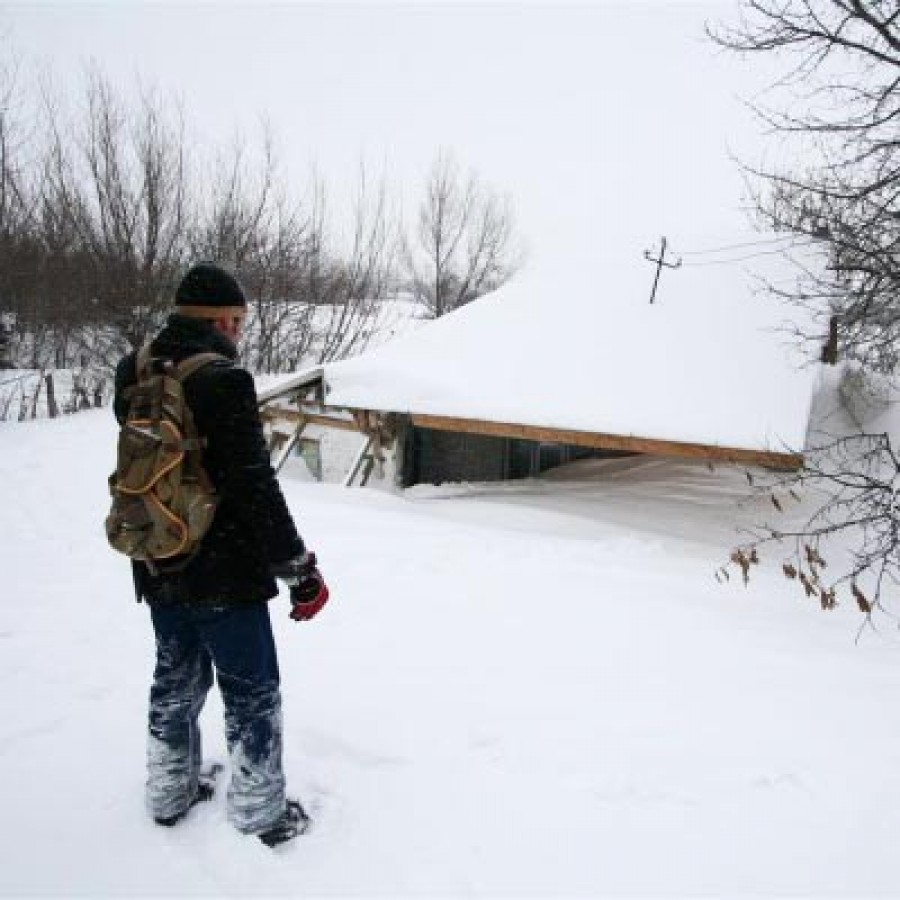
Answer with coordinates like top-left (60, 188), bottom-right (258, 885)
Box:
top-left (105, 344), bottom-right (229, 571)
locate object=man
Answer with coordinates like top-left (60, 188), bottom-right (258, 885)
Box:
top-left (113, 262), bottom-right (329, 847)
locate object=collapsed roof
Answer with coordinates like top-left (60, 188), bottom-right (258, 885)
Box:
top-left (262, 239), bottom-right (821, 469)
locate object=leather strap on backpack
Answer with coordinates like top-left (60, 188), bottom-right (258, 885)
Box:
top-left (172, 352), bottom-right (231, 493)
top-left (173, 352), bottom-right (231, 383)
top-left (133, 346), bottom-right (229, 385)
top-left (136, 342), bottom-right (154, 383)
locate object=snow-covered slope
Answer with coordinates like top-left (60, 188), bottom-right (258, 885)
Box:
top-left (2, 407), bottom-right (900, 896)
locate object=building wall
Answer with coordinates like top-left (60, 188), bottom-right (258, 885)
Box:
top-left (404, 428), bottom-right (509, 486)
top-left (401, 426), bottom-right (634, 487)
top-left (278, 424), bottom-right (369, 484)
top-left (275, 418), bottom-right (634, 489)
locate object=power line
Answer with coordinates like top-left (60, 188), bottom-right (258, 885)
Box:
top-left (677, 235), bottom-right (816, 258)
top-left (679, 244), bottom-right (814, 267)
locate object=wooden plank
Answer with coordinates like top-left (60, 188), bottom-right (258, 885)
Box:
top-left (299, 412), bottom-right (363, 433)
top-left (409, 413), bottom-right (803, 470)
top-left (261, 406), bottom-right (362, 433)
top-left (343, 435), bottom-right (374, 488)
top-left (260, 406), bottom-right (304, 424)
top-left (273, 420), bottom-right (306, 474)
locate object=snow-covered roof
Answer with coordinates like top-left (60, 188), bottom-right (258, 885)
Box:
top-left (273, 239), bottom-right (822, 457)
top-left (330, 247), bottom-right (818, 455)
top-left (258, 367), bottom-right (323, 405)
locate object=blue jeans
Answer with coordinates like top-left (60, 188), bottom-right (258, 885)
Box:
top-left (147, 601), bottom-right (286, 833)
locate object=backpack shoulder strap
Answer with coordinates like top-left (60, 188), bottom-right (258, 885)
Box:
top-left (173, 352), bottom-right (232, 384)
top-left (135, 342), bottom-right (155, 383)
top-left (120, 342), bottom-right (157, 406)
top-left (171, 353), bottom-right (232, 457)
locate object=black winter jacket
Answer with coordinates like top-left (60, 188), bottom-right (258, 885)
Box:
top-left (114, 315), bottom-right (305, 605)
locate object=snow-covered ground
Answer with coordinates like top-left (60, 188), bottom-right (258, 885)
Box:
top-left (3, 404), bottom-right (900, 897)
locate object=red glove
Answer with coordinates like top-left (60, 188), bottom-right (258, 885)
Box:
top-left (272, 552), bottom-right (330, 621)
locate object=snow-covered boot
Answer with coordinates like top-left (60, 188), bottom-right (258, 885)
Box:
top-left (153, 764), bottom-right (222, 827)
top-left (257, 799), bottom-right (310, 847)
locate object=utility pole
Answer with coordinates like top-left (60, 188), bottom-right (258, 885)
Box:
top-left (643, 236), bottom-right (682, 304)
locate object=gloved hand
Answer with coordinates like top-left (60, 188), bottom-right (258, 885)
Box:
top-left (271, 552), bottom-right (330, 621)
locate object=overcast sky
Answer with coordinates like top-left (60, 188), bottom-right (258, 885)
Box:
top-left (2, 1), bottom-right (776, 280)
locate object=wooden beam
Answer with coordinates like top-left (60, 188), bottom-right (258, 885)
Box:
top-left (261, 406), bottom-right (362, 433)
top-left (409, 413), bottom-right (803, 470)
top-left (298, 412), bottom-right (363, 433)
top-left (260, 406), bottom-right (303, 424)
top-left (273, 419), bottom-right (306, 475)
top-left (344, 435), bottom-right (374, 488)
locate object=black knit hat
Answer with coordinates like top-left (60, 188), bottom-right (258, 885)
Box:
top-left (175, 263), bottom-right (247, 316)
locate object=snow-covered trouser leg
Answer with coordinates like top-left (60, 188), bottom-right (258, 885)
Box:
top-left (146, 604), bottom-right (214, 822)
top-left (195, 602), bottom-right (285, 834)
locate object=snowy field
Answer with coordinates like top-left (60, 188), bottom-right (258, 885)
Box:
top-left (3, 407), bottom-right (900, 897)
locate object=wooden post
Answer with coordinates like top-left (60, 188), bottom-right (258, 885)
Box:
top-left (28, 375), bottom-right (43, 419)
top-left (273, 418), bottom-right (307, 474)
top-left (45, 373), bottom-right (58, 418)
top-left (0, 314), bottom-right (14, 370)
top-left (821, 315), bottom-right (839, 364)
top-left (344, 435), bottom-right (374, 488)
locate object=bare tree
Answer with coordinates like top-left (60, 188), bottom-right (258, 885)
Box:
top-left (0, 46), bottom-right (40, 356)
top-left (0, 50), bottom-right (404, 387)
top-left (710, 2), bottom-right (900, 373)
top-left (719, 428), bottom-right (900, 626)
top-left (33, 85), bottom-right (98, 367)
top-left (404, 151), bottom-right (523, 318)
top-left (193, 131), bottom-right (277, 270)
top-left (251, 191), bottom-right (319, 372)
top-left (711, 2), bottom-right (900, 616)
top-left (0, 70), bottom-right (194, 377)
top-left (0, 51), bottom-right (30, 252)
top-left (315, 165), bottom-right (399, 363)
top-left (196, 132), bottom-right (286, 370)
top-left (193, 134), bottom-right (323, 373)
top-left (194, 146), bottom-right (399, 372)
top-left (77, 71), bottom-right (191, 350)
